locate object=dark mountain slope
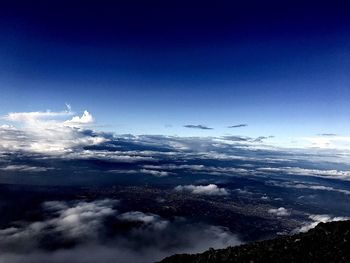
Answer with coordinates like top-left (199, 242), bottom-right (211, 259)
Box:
top-left (159, 220), bottom-right (350, 263)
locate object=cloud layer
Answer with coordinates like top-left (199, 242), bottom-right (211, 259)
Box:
top-left (0, 199), bottom-right (241, 263)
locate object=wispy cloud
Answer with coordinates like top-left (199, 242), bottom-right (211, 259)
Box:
top-left (0, 165), bottom-right (50, 172)
top-left (253, 136), bottom-right (275, 142)
top-left (259, 167), bottom-right (350, 181)
top-left (318, 133), bottom-right (337, 137)
top-left (3, 109), bottom-right (72, 123)
top-left (304, 135), bottom-right (350, 150)
top-left (266, 180), bottom-right (350, 195)
top-left (222, 136), bottom-right (250, 142)
top-left (227, 124), bottom-right (248, 128)
top-left (222, 135), bottom-right (274, 143)
top-left (183, 124), bottom-right (213, 130)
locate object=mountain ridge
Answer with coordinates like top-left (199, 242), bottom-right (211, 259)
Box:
top-left (158, 220), bottom-right (350, 263)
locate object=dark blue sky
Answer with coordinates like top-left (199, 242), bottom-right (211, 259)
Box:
top-left (0, 0), bottom-right (349, 139)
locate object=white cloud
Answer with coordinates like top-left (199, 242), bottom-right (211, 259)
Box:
top-left (266, 180), bottom-right (350, 195)
top-left (47, 199), bottom-right (116, 238)
top-left (268, 207), bottom-right (291, 216)
top-left (77, 151), bottom-right (156, 162)
top-left (0, 165), bottom-right (50, 172)
top-left (119, 211), bottom-right (169, 230)
top-left (4, 109), bottom-right (72, 123)
top-left (174, 184), bottom-right (229, 196)
top-left (0, 199), bottom-right (118, 248)
top-left (143, 164), bottom-right (249, 176)
top-left (139, 169), bottom-right (169, 177)
top-left (0, 108), bottom-right (106, 155)
top-left (295, 184), bottom-right (350, 195)
top-left (258, 167), bottom-right (350, 181)
top-left (64, 110), bottom-right (94, 127)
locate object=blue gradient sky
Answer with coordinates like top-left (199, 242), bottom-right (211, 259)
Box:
top-left (0, 0), bottom-right (349, 139)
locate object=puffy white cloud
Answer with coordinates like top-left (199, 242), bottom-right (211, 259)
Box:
top-left (64, 111), bottom-right (94, 127)
top-left (0, 199), bottom-right (118, 251)
top-left (174, 184), bottom-right (229, 196)
top-left (268, 207), bottom-right (290, 216)
top-left (46, 199), bottom-right (117, 238)
top-left (0, 108), bottom-right (106, 155)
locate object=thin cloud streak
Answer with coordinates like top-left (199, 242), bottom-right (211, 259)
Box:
top-left (227, 124), bottom-right (248, 128)
top-left (183, 125), bottom-right (213, 130)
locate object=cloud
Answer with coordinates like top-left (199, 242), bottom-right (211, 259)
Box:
top-left (143, 164), bottom-right (249, 177)
top-left (253, 136), bottom-right (275, 143)
top-left (3, 109), bottom-right (72, 123)
top-left (0, 108), bottom-right (106, 154)
top-left (266, 180), bottom-right (350, 195)
top-left (268, 207), bottom-right (291, 216)
top-left (222, 135), bottom-right (274, 143)
top-left (174, 184), bottom-right (229, 196)
top-left (304, 135), bottom-right (350, 150)
top-left (259, 167), bottom-right (350, 181)
top-left (64, 111), bottom-right (94, 127)
top-left (183, 125), bottom-right (213, 130)
top-left (0, 199), bottom-right (241, 263)
top-left (119, 211), bottom-right (169, 230)
top-left (139, 169), bottom-right (170, 177)
top-left (0, 199), bottom-right (118, 252)
top-left (318, 133), bottom-right (337, 137)
top-left (0, 165), bottom-right (50, 172)
top-left (227, 124), bottom-right (248, 128)
top-left (222, 136), bottom-right (250, 142)
top-left (43, 199), bottom-right (117, 239)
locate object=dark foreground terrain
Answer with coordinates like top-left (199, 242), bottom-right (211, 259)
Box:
top-left (159, 220), bottom-right (350, 263)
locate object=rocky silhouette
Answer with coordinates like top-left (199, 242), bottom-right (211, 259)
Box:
top-left (159, 220), bottom-right (350, 263)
